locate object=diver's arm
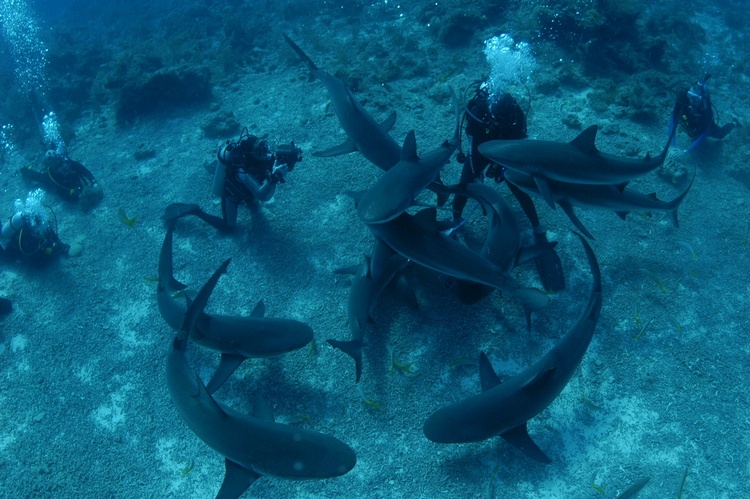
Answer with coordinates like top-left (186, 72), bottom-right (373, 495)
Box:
top-left (236, 171), bottom-right (277, 202)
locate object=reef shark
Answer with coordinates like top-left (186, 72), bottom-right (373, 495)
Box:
top-left (157, 222), bottom-right (313, 393)
top-left (283, 34), bottom-right (401, 170)
top-left (167, 259), bottom-right (356, 497)
top-left (478, 124), bottom-right (676, 209)
top-left (448, 182), bottom-right (556, 305)
top-left (356, 89), bottom-right (459, 224)
top-left (504, 169), bottom-right (694, 239)
top-left (328, 250), bottom-right (410, 382)
top-left (367, 208), bottom-right (550, 327)
top-left (423, 233), bottom-right (601, 464)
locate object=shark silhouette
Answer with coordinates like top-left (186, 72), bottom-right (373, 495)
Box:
top-left (423, 233), bottom-right (601, 464)
top-left (478, 124), bottom-right (676, 208)
top-left (283, 34), bottom-right (401, 170)
top-left (158, 222), bottom-right (313, 393)
top-left (167, 259), bottom-right (356, 498)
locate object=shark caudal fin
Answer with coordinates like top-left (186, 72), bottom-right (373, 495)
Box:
top-left (327, 339), bottom-right (363, 383)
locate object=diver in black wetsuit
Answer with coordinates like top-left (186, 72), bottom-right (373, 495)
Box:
top-left (669, 74), bottom-right (740, 153)
top-left (452, 82), bottom-right (565, 292)
top-left (20, 149), bottom-right (102, 207)
top-left (164, 128), bottom-right (302, 232)
top-left (0, 194), bottom-right (69, 266)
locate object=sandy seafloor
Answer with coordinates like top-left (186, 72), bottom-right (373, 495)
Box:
top-left (1, 3), bottom-right (750, 499)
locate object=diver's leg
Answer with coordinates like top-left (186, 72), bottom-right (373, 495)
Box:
top-left (451, 158), bottom-right (477, 222)
top-left (218, 196), bottom-right (238, 232)
top-left (163, 202), bottom-right (230, 232)
top-left (507, 182), bottom-right (565, 292)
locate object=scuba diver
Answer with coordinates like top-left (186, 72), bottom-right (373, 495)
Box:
top-left (20, 148), bottom-right (103, 208)
top-left (0, 189), bottom-right (70, 266)
top-left (669, 74), bottom-right (740, 153)
top-left (164, 128), bottom-right (302, 232)
top-left (451, 82), bottom-right (565, 292)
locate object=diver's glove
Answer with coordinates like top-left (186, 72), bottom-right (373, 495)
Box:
top-left (533, 227), bottom-right (565, 292)
top-left (270, 164), bottom-right (288, 184)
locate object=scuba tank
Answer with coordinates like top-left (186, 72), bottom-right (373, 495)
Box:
top-left (213, 140), bottom-right (233, 197)
top-left (212, 160), bottom-right (227, 197)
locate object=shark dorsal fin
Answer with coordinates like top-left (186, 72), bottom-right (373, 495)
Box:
top-left (250, 300), bottom-right (265, 317)
top-left (379, 111), bottom-right (397, 133)
top-left (252, 394), bottom-right (275, 422)
top-left (479, 351), bottom-right (501, 392)
top-left (412, 208), bottom-right (438, 231)
top-left (569, 125), bottom-right (599, 154)
top-left (500, 424), bottom-right (552, 464)
top-left (218, 459), bottom-right (261, 499)
top-left (401, 130), bottom-right (418, 160)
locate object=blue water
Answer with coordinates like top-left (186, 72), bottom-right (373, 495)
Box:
top-left (1, 1), bottom-right (748, 497)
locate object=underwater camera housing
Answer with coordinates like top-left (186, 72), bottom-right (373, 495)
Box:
top-left (275, 142), bottom-right (302, 171)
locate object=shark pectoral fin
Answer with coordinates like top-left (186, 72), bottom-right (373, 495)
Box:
top-left (252, 394), bottom-right (275, 422)
top-left (533, 176), bottom-right (556, 210)
top-left (395, 275), bottom-right (419, 310)
top-left (250, 300), bottom-right (265, 318)
top-left (614, 211), bottom-right (629, 221)
top-left (379, 111), bottom-right (397, 133)
top-left (314, 138), bottom-right (358, 157)
top-left (615, 182), bottom-right (629, 193)
top-left (206, 354), bottom-right (247, 395)
top-left (478, 352), bottom-right (501, 392)
top-left (500, 424), bottom-right (552, 464)
top-left (327, 339), bottom-right (364, 382)
top-left (217, 459), bottom-right (261, 499)
top-left (333, 263), bottom-right (362, 276)
top-left (558, 202), bottom-right (595, 240)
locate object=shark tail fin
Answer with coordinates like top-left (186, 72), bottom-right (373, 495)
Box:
top-left (283, 34), bottom-right (319, 73)
top-left (327, 339), bottom-right (363, 383)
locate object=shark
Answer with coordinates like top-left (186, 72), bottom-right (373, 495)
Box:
top-left (356, 89), bottom-right (459, 224)
top-left (448, 182), bottom-right (556, 305)
top-left (283, 34), bottom-right (401, 170)
top-left (167, 259), bottom-right (357, 498)
top-left (504, 169), bottom-right (694, 239)
top-left (423, 233), bottom-right (601, 464)
top-left (478, 124), bottom-right (676, 209)
top-left (328, 250), bottom-right (410, 382)
top-left (157, 222), bottom-right (314, 394)
top-left (367, 208), bottom-right (550, 327)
